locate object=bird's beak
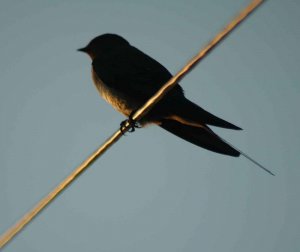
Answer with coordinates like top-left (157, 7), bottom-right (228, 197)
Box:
top-left (77, 47), bottom-right (88, 53)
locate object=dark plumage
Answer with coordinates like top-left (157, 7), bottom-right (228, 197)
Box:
top-left (78, 34), bottom-right (242, 156)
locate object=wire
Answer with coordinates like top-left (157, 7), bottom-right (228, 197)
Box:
top-left (0, 0), bottom-right (264, 249)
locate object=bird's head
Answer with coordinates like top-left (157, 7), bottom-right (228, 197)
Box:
top-left (78, 34), bottom-right (130, 59)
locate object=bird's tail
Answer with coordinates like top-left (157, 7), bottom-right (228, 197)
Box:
top-left (174, 99), bottom-right (242, 130)
top-left (160, 119), bottom-right (240, 156)
top-left (160, 119), bottom-right (274, 175)
top-left (212, 133), bottom-right (275, 176)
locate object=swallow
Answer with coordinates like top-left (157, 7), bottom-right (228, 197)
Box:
top-left (78, 34), bottom-right (274, 175)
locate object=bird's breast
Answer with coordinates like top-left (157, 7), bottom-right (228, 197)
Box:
top-left (91, 69), bottom-right (133, 116)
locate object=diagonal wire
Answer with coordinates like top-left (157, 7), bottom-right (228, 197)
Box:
top-left (0, 0), bottom-right (264, 249)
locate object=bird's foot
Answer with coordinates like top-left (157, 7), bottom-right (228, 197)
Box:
top-left (120, 112), bottom-right (141, 135)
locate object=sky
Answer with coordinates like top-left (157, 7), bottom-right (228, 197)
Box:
top-left (0, 0), bottom-right (299, 251)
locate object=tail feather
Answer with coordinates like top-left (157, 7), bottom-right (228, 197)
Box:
top-left (160, 119), bottom-right (240, 157)
top-left (175, 99), bottom-right (242, 130)
top-left (212, 134), bottom-right (275, 176)
top-left (160, 119), bottom-right (275, 176)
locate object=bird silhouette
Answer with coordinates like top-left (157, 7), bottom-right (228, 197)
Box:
top-left (78, 34), bottom-right (274, 175)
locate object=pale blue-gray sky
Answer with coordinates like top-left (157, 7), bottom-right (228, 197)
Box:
top-left (0, 0), bottom-right (299, 251)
